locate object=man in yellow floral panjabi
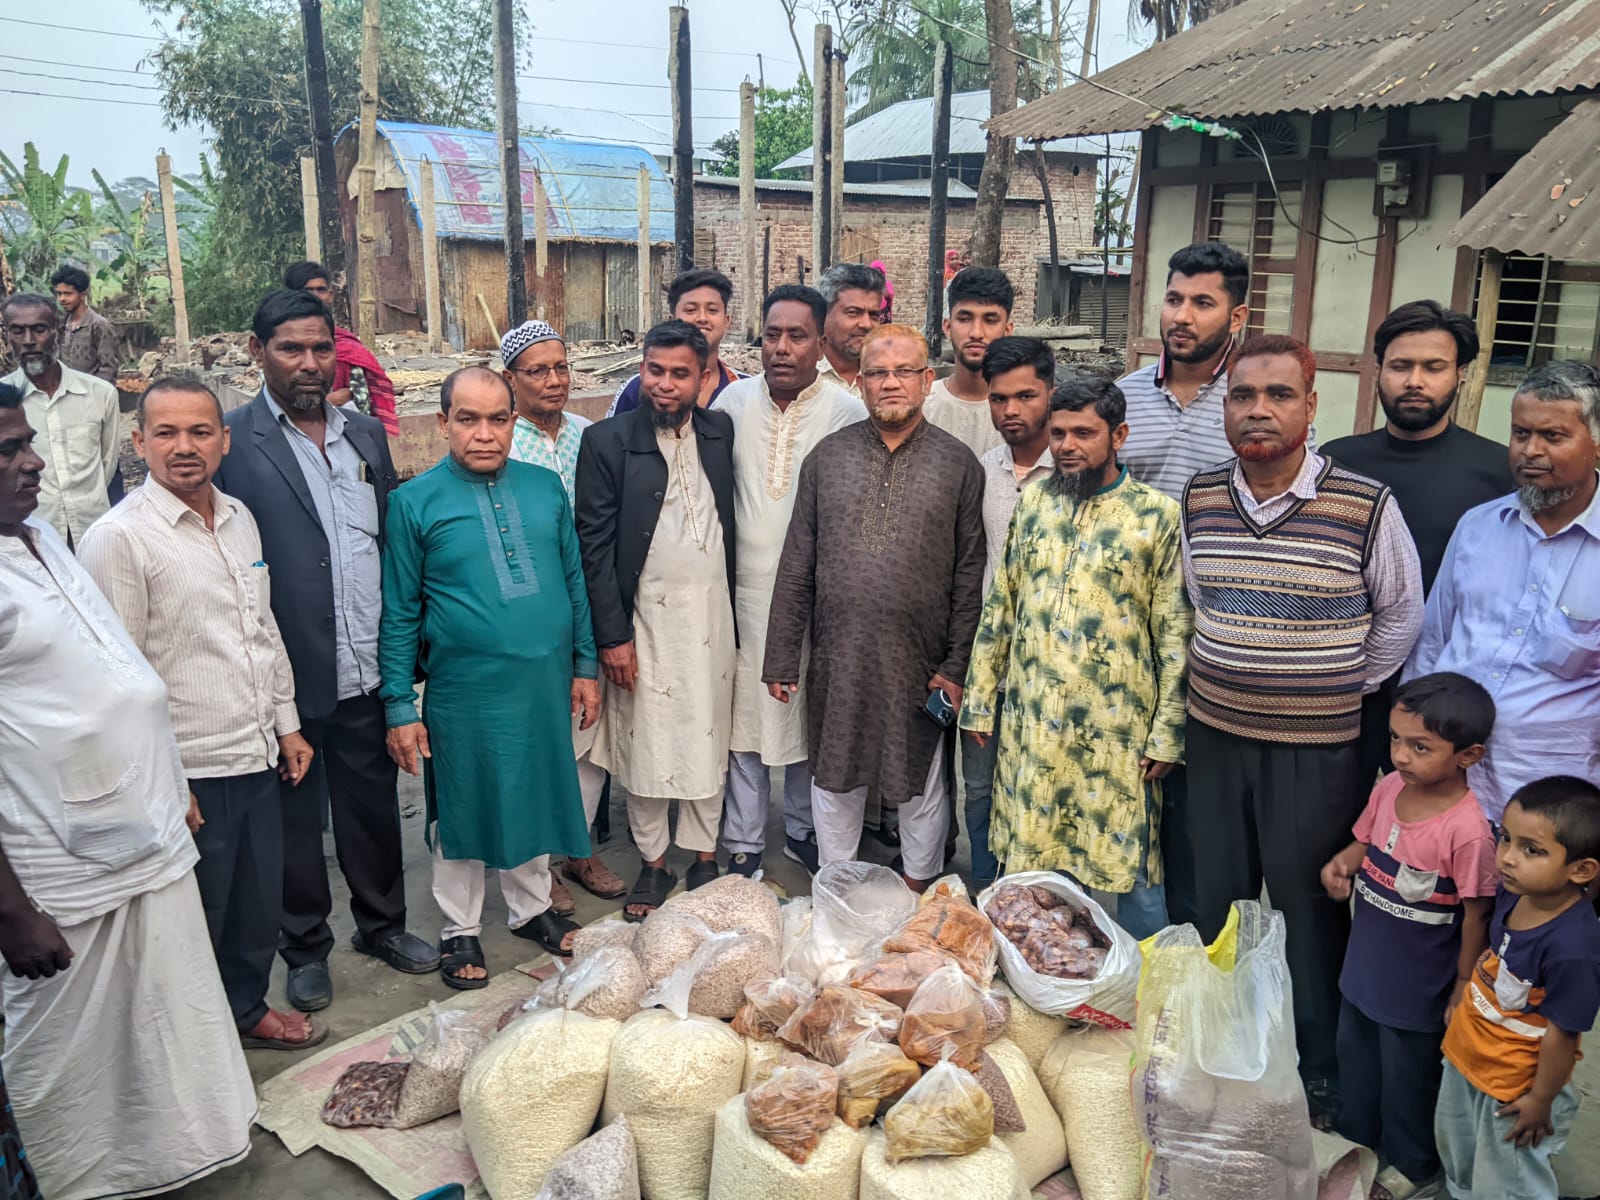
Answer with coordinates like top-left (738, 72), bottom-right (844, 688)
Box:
top-left (960, 374), bottom-right (1192, 937)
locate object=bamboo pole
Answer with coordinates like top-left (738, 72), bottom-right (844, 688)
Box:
top-left (533, 169), bottom-right (549, 321)
top-left (638, 165), bottom-right (652, 336)
top-left (300, 156), bottom-right (321, 261)
top-left (355, 0), bottom-right (381, 342)
top-left (739, 81), bottom-right (758, 342)
top-left (829, 48), bottom-right (845, 263)
top-left (492, 0), bottom-right (527, 326)
top-left (1457, 250), bottom-right (1503, 433)
top-left (420, 156), bottom-right (443, 353)
top-left (810, 24), bottom-right (832, 275)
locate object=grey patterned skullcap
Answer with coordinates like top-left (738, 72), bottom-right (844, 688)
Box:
top-left (500, 319), bottom-right (563, 367)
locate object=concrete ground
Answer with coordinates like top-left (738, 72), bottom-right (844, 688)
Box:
top-left (172, 766), bottom-right (917, 1199)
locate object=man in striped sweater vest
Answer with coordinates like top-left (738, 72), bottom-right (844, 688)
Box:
top-left (1176, 334), bottom-right (1424, 1123)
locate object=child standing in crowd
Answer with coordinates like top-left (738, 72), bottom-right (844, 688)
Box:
top-left (1321, 673), bottom-right (1499, 1200)
top-left (1435, 775), bottom-right (1600, 1200)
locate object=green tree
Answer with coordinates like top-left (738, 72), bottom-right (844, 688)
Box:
top-left (0, 144), bottom-right (95, 291)
top-left (842, 0), bottom-right (1049, 120)
top-left (142, 0), bottom-right (523, 332)
top-left (704, 82), bottom-right (815, 179)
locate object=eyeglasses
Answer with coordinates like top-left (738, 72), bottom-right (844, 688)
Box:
top-left (860, 367), bottom-right (927, 382)
top-left (507, 364), bottom-right (571, 382)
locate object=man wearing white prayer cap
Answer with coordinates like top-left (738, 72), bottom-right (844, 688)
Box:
top-left (499, 321), bottom-right (622, 910)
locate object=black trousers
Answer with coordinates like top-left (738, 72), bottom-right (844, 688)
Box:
top-left (1336, 1000), bottom-right (1445, 1182)
top-left (1174, 715), bottom-right (1366, 1086)
top-left (1355, 671), bottom-right (1400, 783)
top-left (1155, 764), bottom-right (1197, 927)
top-left (281, 690), bottom-right (405, 967)
top-left (191, 768), bottom-right (283, 1032)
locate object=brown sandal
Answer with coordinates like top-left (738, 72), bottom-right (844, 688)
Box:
top-left (548, 871), bottom-right (577, 916)
top-left (240, 1008), bottom-right (328, 1051)
top-left (563, 855), bottom-right (628, 900)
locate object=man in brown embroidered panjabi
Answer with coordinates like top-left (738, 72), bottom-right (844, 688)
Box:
top-left (763, 323), bottom-right (986, 893)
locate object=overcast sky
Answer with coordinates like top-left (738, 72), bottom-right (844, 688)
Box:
top-left (3, 0), bottom-right (1144, 186)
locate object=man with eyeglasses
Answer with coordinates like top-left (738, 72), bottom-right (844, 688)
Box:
top-left (500, 321), bottom-right (623, 910)
top-left (764, 323), bottom-right (985, 892)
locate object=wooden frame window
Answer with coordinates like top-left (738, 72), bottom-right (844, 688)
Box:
top-left (1205, 182), bottom-right (1302, 335)
top-left (1474, 253), bottom-right (1600, 385)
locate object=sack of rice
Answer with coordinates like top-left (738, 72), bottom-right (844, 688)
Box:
top-left (732, 975), bottom-right (815, 1040)
top-left (562, 945), bottom-right (649, 1022)
top-left (776, 984), bottom-right (902, 1066)
top-left (668, 873), bottom-right (782, 949)
top-left (743, 1035), bottom-right (788, 1091)
top-left (787, 862), bottom-right (917, 985)
top-left (573, 915), bottom-right (639, 962)
top-left (985, 1038), bottom-right (1067, 1187)
top-left (978, 873), bottom-right (1141, 1028)
top-left (634, 907), bottom-right (713, 986)
top-left (991, 979), bottom-right (1067, 1072)
top-left (708, 1094), bottom-right (865, 1200)
top-left (1037, 1026), bottom-right (1142, 1200)
top-left (389, 1003), bottom-right (491, 1129)
top-left (882, 1052), bottom-right (993, 1164)
top-left (602, 980), bottom-right (746, 1200)
top-left (972, 1050), bottom-right (1025, 1134)
top-left (643, 928), bottom-right (780, 1021)
top-left (847, 949), bottom-right (948, 1009)
top-left (859, 1126), bottom-right (1023, 1200)
top-left (898, 961), bottom-right (986, 1069)
top-left (884, 877), bottom-right (997, 988)
top-left (835, 1039), bottom-right (922, 1129)
top-left (461, 1007), bottom-right (621, 1197)
top-left (534, 1116), bottom-right (642, 1200)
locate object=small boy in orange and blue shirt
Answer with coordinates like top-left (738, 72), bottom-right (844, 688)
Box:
top-left (1436, 775), bottom-right (1600, 1200)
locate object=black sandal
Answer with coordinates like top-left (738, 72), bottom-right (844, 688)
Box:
top-left (623, 864), bottom-right (677, 923)
top-left (685, 858), bottom-right (720, 891)
top-left (512, 909), bottom-right (581, 957)
top-left (439, 935), bottom-right (489, 991)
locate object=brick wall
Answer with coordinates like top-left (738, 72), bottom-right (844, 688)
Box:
top-left (1007, 152), bottom-right (1101, 258)
top-left (695, 183), bottom-right (1051, 334)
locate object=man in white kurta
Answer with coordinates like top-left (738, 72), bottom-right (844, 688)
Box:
top-left (715, 285), bottom-right (866, 875)
top-left (577, 322), bottom-right (739, 917)
top-left (0, 389), bottom-right (256, 1200)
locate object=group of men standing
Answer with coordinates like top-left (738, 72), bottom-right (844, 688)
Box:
top-left (1, 231), bottom-right (1597, 1199)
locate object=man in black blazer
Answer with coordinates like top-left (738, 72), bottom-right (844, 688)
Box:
top-left (216, 289), bottom-right (436, 1012)
top-left (575, 321), bottom-right (738, 922)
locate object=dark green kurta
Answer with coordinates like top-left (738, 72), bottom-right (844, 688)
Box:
top-left (380, 455), bottom-right (598, 868)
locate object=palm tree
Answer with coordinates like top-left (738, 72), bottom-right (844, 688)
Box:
top-left (1133, 0), bottom-right (1247, 40)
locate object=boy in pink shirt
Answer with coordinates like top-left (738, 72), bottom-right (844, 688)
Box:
top-left (1322, 672), bottom-right (1499, 1200)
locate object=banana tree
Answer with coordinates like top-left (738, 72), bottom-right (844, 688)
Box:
top-left (0, 143), bottom-right (94, 290)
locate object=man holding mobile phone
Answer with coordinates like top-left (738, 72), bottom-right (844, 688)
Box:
top-left (764, 323), bottom-right (986, 893)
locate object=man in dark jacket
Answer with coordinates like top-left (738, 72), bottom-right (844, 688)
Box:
top-left (575, 321), bottom-right (737, 921)
top-left (215, 289), bottom-right (436, 1013)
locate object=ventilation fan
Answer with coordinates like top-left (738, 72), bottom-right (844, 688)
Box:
top-left (1229, 114), bottom-right (1300, 159)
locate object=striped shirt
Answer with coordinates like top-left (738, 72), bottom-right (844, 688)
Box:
top-left (79, 478), bottom-right (300, 778)
top-left (1117, 355), bottom-right (1234, 502)
top-left (977, 441), bottom-right (1053, 593)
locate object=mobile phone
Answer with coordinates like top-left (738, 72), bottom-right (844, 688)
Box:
top-left (922, 687), bottom-right (956, 729)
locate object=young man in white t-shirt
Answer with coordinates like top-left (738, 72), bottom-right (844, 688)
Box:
top-left (924, 267), bottom-right (1015, 457)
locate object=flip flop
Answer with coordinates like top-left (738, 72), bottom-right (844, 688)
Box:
top-left (686, 858), bottom-right (720, 890)
top-left (439, 935), bottom-right (490, 990)
top-left (512, 909), bottom-right (581, 957)
top-left (240, 1011), bottom-right (329, 1051)
top-left (623, 864), bottom-right (677, 923)
top-left (563, 856), bottom-right (628, 900)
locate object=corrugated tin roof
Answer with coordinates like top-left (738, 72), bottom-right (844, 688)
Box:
top-left (693, 175), bottom-right (978, 199)
top-left (989, 0), bottom-right (1600, 139)
top-left (1449, 98), bottom-right (1600, 259)
top-left (518, 103), bottom-right (674, 158)
top-left (774, 90), bottom-right (1107, 171)
top-left (371, 121), bottom-right (674, 244)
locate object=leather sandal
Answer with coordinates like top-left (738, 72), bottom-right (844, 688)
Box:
top-left (563, 855), bottom-right (628, 900)
top-left (439, 935), bottom-right (489, 990)
top-left (623, 864), bottom-right (677, 923)
top-left (512, 909), bottom-right (581, 957)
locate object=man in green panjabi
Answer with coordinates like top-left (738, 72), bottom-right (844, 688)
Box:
top-left (381, 366), bottom-right (600, 987)
top-left (961, 374), bottom-right (1191, 939)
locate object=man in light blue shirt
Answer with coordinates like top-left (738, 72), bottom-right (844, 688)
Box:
top-left (1407, 360), bottom-right (1600, 823)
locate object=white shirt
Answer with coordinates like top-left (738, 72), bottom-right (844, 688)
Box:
top-left (924, 378), bottom-right (1003, 459)
top-left (4, 365), bottom-right (121, 545)
top-left (716, 372), bottom-right (866, 762)
top-left (0, 518), bottom-right (196, 926)
top-left (976, 440), bottom-right (1053, 593)
top-left (817, 355), bottom-right (864, 398)
top-left (79, 478), bottom-right (300, 779)
top-left (1181, 449), bottom-right (1425, 692)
